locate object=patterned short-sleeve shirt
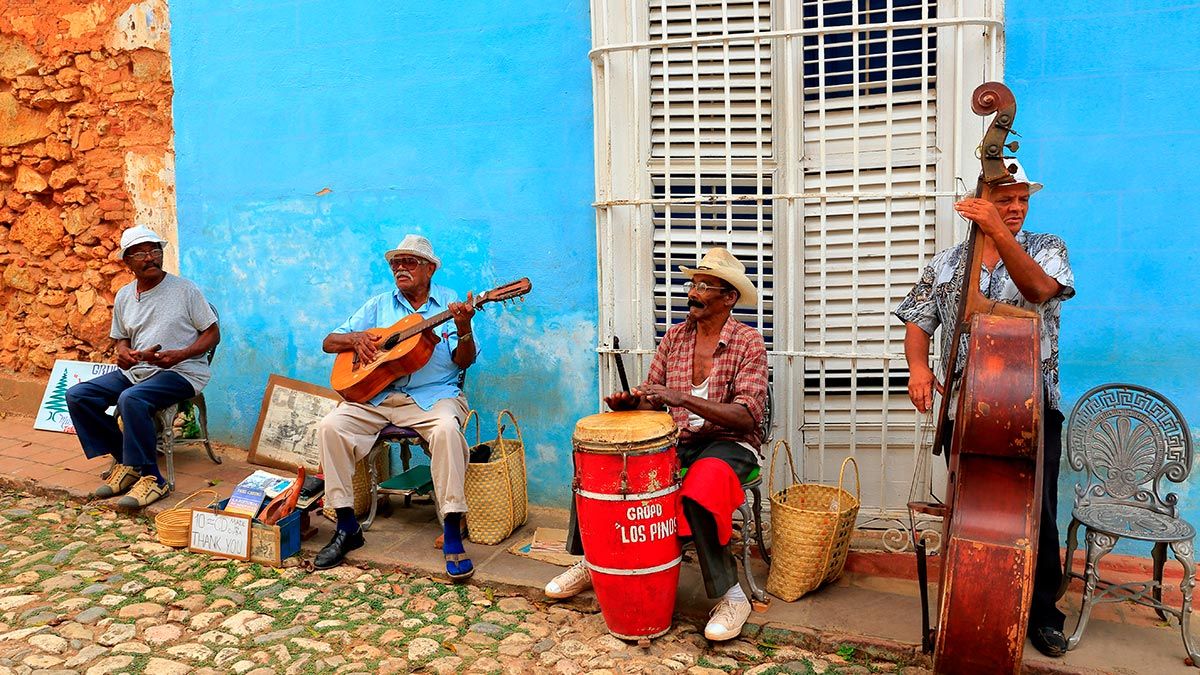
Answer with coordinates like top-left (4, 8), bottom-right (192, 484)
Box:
top-left (894, 230), bottom-right (1076, 411)
top-left (644, 317), bottom-right (769, 449)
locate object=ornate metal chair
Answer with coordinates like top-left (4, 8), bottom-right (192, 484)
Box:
top-left (1056, 383), bottom-right (1197, 663)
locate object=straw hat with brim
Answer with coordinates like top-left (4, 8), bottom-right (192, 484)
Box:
top-left (119, 225), bottom-right (167, 258)
top-left (384, 234), bottom-right (441, 270)
top-left (679, 247), bottom-right (758, 308)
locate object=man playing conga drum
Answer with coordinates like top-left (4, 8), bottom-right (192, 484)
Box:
top-left (546, 246), bottom-right (768, 642)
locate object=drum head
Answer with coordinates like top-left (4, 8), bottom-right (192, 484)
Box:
top-left (573, 411), bottom-right (677, 453)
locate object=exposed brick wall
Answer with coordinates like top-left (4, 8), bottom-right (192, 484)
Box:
top-left (0, 1), bottom-right (174, 375)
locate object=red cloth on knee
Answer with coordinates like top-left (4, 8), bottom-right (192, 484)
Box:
top-left (677, 457), bottom-right (745, 545)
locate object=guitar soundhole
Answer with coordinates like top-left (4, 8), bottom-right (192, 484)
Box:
top-left (383, 335), bottom-right (401, 350)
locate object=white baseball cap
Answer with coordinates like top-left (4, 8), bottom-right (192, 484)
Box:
top-left (384, 234), bottom-right (441, 270)
top-left (119, 225), bottom-right (167, 258)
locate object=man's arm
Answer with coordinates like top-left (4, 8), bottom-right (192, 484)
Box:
top-left (323, 331), bottom-right (380, 365)
top-left (904, 323), bottom-right (940, 413)
top-left (639, 385), bottom-right (756, 432)
top-left (957, 199), bottom-right (1063, 303)
top-left (449, 292), bottom-right (476, 370)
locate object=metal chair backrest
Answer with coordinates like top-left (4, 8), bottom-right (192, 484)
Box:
top-left (761, 383), bottom-right (775, 446)
top-left (204, 303), bottom-right (219, 365)
top-left (1067, 383), bottom-right (1193, 519)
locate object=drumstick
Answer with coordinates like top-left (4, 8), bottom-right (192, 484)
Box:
top-left (613, 336), bottom-right (631, 393)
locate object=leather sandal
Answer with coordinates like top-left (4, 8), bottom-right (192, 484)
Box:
top-left (445, 552), bottom-right (474, 582)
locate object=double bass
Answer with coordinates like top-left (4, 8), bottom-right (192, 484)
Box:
top-left (912, 82), bottom-right (1044, 674)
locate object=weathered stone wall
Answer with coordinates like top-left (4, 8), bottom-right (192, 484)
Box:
top-left (0, 0), bottom-right (175, 375)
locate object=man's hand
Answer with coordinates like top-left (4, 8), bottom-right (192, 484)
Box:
top-left (350, 332), bottom-right (381, 364)
top-left (604, 390), bottom-right (644, 411)
top-left (907, 366), bottom-right (943, 414)
top-left (636, 383), bottom-right (684, 408)
top-left (954, 197), bottom-right (1009, 241)
top-left (145, 348), bottom-right (187, 369)
top-left (116, 344), bottom-right (138, 369)
top-left (448, 292), bottom-right (476, 333)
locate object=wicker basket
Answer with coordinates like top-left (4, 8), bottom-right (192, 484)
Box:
top-left (154, 489), bottom-right (219, 548)
top-left (765, 440), bottom-right (860, 601)
top-left (463, 409), bottom-right (528, 545)
top-left (323, 448), bottom-right (389, 520)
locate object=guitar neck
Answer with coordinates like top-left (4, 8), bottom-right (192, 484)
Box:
top-left (387, 299), bottom-right (486, 344)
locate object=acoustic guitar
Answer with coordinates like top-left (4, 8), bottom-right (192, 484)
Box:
top-left (330, 278), bottom-right (532, 403)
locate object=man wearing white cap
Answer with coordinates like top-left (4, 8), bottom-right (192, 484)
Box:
top-left (315, 234), bottom-right (478, 578)
top-left (65, 225), bottom-right (220, 508)
top-left (544, 246), bottom-right (769, 642)
top-left (894, 160), bottom-right (1075, 658)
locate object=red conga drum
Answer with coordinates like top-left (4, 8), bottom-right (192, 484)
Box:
top-left (573, 411), bottom-right (681, 640)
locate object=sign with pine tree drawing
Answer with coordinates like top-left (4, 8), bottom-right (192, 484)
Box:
top-left (34, 360), bottom-right (120, 434)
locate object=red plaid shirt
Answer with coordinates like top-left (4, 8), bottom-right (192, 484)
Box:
top-left (644, 317), bottom-right (768, 449)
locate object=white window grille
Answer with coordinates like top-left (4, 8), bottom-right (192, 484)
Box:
top-left (592, 0), bottom-right (1004, 539)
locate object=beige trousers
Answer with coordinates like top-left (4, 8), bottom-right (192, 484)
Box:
top-left (318, 393), bottom-right (470, 514)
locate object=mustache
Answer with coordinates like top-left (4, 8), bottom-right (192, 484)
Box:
top-left (687, 298), bottom-right (705, 309)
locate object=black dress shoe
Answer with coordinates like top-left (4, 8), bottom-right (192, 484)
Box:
top-left (1030, 626), bottom-right (1067, 657)
top-left (313, 528), bottom-right (364, 570)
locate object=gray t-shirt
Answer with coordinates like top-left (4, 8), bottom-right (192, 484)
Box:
top-left (110, 274), bottom-right (219, 394)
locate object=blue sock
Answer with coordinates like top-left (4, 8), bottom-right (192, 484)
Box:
top-left (443, 513), bottom-right (464, 553)
top-left (443, 513), bottom-right (471, 576)
top-left (335, 507), bottom-right (359, 534)
top-left (138, 463), bottom-right (165, 486)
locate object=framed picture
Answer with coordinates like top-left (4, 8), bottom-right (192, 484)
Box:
top-left (247, 374), bottom-right (342, 472)
top-left (34, 360), bottom-right (121, 433)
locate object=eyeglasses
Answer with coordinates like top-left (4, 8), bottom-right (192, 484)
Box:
top-left (683, 281), bottom-right (733, 294)
top-left (389, 256), bottom-right (429, 270)
top-left (124, 249), bottom-right (163, 261)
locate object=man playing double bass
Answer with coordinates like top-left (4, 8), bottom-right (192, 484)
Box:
top-left (895, 160), bottom-right (1075, 658)
top-left (545, 247), bottom-right (768, 642)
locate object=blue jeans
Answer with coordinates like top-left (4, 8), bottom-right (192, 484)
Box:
top-left (65, 370), bottom-right (195, 469)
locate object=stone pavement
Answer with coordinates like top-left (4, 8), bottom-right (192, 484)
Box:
top-left (0, 414), bottom-right (1196, 673)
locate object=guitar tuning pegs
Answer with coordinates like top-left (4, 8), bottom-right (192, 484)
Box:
top-left (1005, 140), bottom-right (1020, 153)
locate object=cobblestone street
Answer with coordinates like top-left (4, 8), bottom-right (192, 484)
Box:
top-left (0, 488), bottom-right (920, 675)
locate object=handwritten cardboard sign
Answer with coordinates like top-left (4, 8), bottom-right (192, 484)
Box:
top-left (188, 509), bottom-right (252, 561)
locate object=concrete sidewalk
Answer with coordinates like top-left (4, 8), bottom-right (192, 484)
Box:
top-left (0, 414), bottom-right (1195, 674)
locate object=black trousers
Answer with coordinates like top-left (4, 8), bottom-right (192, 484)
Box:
top-left (567, 439), bottom-right (758, 599)
top-left (941, 406), bottom-right (1066, 632)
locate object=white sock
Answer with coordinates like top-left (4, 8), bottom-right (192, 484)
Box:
top-left (722, 582), bottom-right (747, 604)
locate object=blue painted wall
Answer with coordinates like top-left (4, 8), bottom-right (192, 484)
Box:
top-left (1007, 3), bottom-right (1200, 553)
top-left (170, 3), bottom-right (597, 507)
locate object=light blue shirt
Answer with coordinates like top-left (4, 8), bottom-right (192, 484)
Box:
top-left (333, 283), bottom-right (472, 409)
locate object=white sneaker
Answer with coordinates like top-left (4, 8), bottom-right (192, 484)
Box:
top-left (704, 596), bottom-right (751, 641)
top-left (544, 561), bottom-right (592, 599)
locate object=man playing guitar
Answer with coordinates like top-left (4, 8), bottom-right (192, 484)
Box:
top-left (315, 234), bottom-right (478, 579)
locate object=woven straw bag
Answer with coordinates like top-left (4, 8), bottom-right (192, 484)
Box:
top-left (765, 440), bottom-right (861, 601)
top-left (323, 448), bottom-right (389, 520)
top-left (463, 409), bottom-right (528, 545)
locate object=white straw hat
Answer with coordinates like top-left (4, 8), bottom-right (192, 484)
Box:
top-left (678, 247), bottom-right (758, 308)
top-left (384, 234), bottom-right (441, 270)
top-left (119, 225), bottom-right (167, 258)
